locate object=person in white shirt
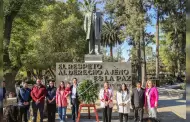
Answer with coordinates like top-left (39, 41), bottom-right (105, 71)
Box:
top-left (70, 78), bottom-right (79, 122)
top-left (117, 83), bottom-right (131, 122)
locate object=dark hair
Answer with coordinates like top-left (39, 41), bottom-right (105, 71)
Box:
top-left (73, 78), bottom-right (77, 81)
top-left (104, 81), bottom-right (109, 84)
top-left (59, 81), bottom-right (65, 91)
top-left (119, 83), bottom-right (129, 93)
top-left (136, 81), bottom-right (141, 84)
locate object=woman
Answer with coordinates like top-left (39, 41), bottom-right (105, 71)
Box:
top-left (46, 80), bottom-right (57, 122)
top-left (145, 80), bottom-right (159, 118)
top-left (56, 81), bottom-right (70, 122)
top-left (99, 81), bottom-right (113, 122)
top-left (116, 83), bottom-right (131, 122)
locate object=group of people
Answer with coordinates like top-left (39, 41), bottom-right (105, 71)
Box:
top-left (1, 78), bottom-right (158, 122)
top-left (99, 80), bottom-right (158, 122)
top-left (12, 78), bottom-right (79, 122)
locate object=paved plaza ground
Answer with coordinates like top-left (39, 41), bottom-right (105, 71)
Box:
top-left (43, 84), bottom-right (186, 122)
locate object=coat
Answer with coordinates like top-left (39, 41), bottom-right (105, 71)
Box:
top-left (56, 88), bottom-right (68, 107)
top-left (145, 87), bottom-right (159, 108)
top-left (116, 91), bottom-right (131, 113)
top-left (18, 88), bottom-right (31, 107)
top-left (46, 86), bottom-right (57, 104)
top-left (31, 85), bottom-right (47, 103)
top-left (99, 88), bottom-right (113, 108)
top-left (131, 87), bottom-right (145, 108)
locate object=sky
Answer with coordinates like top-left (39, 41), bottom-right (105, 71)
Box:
top-left (57, 0), bottom-right (157, 61)
top-left (95, 2), bottom-right (157, 61)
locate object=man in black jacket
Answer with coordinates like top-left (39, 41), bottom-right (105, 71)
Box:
top-left (46, 80), bottom-right (57, 122)
top-left (131, 81), bottom-right (145, 122)
top-left (70, 78), bottom-right (80, 122)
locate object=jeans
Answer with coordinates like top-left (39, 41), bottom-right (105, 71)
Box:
top-left (32, 102), bottom-right (44, 122)
top-left (47, 104), bottom-right (56, 122)
top-left (102, 106), bottom-right (112, 122)
top-left (0, 100), bottom-right (3, 122)
top-left (134, 107), bottom-right (144, 121)
top-left (148, 107), bottom-right (157, 118)
top-left (71, 98), bottom-right (79, 121)
top-left (119, 113), bottom-right (128, 122)
top-left (58, 107), bottom-right (67, 122)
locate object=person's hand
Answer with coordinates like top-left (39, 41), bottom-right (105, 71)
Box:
top-left (36, 99), bottom-right (40, 104)
top-left (155, 102), bottom-right (158, 108)
top-left (48, 99), bottom-right (51, 103)
top-left (24, 102), bottom-right (29, 105)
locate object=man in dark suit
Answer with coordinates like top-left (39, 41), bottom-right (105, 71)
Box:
top-left (131, 81), bottom-right (145, 122)
top-left (70, 78), bottom-right (80, 122)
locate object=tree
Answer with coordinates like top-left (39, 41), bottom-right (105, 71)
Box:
top-left (3, 0), bottom-right (46, 92)
top-left (159, 0), bottom-right (186, 76)
top-left (101, 21), bottom-right (122, 60)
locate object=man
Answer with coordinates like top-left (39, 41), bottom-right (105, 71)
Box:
top-left (31, 79), bottom-right (47, 122)
top-left (131, 81), bottom-right (145, 122)
top-left (18, 82), bottom-right (31, 122)
top-left (46, 80), bottom-right (56, 122)
top-left (2, 81), bottom-right (6, 100)
top-left (0, 86), bottom-right (3, 121)
top-left (70, 78), bottom-right (80, 122)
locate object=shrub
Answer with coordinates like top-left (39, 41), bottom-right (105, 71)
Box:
top-left (77, 80), bottom-right (99, 104)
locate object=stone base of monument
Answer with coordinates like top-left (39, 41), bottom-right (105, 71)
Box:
top-left (85, 54), bottom-right (103, 63)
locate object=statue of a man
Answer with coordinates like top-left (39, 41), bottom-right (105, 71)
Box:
top-left (84, 4), bottom-right (102, 55)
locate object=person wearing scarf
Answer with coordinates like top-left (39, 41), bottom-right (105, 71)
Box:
top-left (145, 80), bottom-right (159, 119)
top-left (18, 82), bottom-right (31, 122)
top-left (117, 83), bottom-right (131, 122)
top-left (46, 80), bottom-right (57, 122)
top-left (56, 81), bottom-right (70, 122)
top-left (99, 81), bottom-right (113, 122)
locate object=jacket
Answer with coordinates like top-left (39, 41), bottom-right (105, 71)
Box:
top-left (70, 85), bottom-right (79, 105)
top-left (56, 88), bottom-right (68, 107)
top-left (31, 84), bottom-right (47, 103)
top-left (131, 87), bottom-right (145, 108)
top-left (99, 88), bottom-right (113, 108)
top-left (0, 88), bottom-right (3, 101)
top-left (116, 91), bottom-right (131, 113)
top-left (46, 86), bottom-right (57, 104)
top-left (145, 87), bottom-right (159, 108)
top-left (18, 88), bottom-right (31, 107)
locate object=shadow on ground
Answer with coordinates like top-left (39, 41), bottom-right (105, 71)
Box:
top-left (158, 111), bottom-right (185, 122)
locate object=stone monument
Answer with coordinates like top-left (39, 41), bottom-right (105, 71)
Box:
top-left (84, 4), bottom-right (103, 63)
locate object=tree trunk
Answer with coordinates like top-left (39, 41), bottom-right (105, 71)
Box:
top-left (156, 8), bottom-right (159, 80)
top-left (3, 1), bottom-right (24, 94)
top-left (26, 70), bottom-right (32, 81)
top-left (110, 45), bottom-right (113, 61)
top-left (4, 70), bottom-right (19, 93)
top-left (141, 29), bottom-right (146, 87)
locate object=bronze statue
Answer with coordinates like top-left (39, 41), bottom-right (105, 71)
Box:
top-left (84, 4), bottom-right (102, 55)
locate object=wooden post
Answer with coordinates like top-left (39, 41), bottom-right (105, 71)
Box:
top-left (88, 106), bottom-right (90, 119)
top-left (76, 104), bottom-right (99, 122)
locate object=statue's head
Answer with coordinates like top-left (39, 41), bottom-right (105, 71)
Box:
top-left (93, 4), bottom-right (96, 12)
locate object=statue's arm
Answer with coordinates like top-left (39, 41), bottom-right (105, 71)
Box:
top-left (84, 15), bottom-right (87, 32)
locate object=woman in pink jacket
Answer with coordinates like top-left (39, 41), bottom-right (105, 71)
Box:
top-left (145, 80), bottom-right (159, 118)
top-left (56, 81), bottom-right (70, 122)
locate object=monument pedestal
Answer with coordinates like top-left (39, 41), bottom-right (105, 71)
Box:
top-left (85, 54), bottom-right (103, 63)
